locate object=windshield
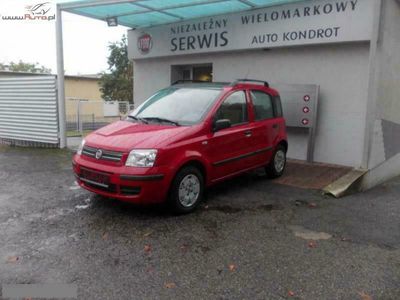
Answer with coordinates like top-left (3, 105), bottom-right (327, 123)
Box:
top-left (131, 87), bottom-right (222, 126)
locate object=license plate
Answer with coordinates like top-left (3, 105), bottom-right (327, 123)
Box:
top-left (80, 168), bottom-right (110, 186)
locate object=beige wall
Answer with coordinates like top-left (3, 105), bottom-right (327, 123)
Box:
top-left (66, 100), bottom-right (105, 118)
top-left (65, 77), bottom-right (102, 101)
top-left (65, 77), bottom-right (104, 117)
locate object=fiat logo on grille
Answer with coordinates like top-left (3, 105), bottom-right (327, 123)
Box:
top-left (95, 149), bottom-right (103, 160)
top-left (138, 33), bottom-right (152, 54)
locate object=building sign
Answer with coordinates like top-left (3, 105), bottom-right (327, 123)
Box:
top-left (128, 0), bottom-right (374, 60)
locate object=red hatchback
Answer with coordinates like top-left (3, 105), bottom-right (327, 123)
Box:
top-left (72, 79), bottom-right (288, 213)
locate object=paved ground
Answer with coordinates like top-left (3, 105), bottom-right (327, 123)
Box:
top-left (0, 146), bottom-right (399, 300)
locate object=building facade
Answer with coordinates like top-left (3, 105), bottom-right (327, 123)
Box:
top-left (127, 0), bottom-right (400, 189)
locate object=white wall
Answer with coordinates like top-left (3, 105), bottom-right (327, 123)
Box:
top-left (133, 43), bottom-right (370, 167)
top-left (362, 0), bottom-right (400, 189)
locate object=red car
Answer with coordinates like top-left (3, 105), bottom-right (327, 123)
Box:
top-left (72, 79), bottom-right (288, 213)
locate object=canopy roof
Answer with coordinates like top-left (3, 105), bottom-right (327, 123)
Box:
top-left (59, 0), bottom-right (306, 28)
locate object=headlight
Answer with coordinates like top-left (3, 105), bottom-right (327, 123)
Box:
top-left (126, 149), bottom-right (157, 167)
top-left (77, 139), bottom-right (86, 155)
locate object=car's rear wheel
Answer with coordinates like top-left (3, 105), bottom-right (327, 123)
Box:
top-left (266, 145), bottom-right (287, 178)
top-left (168, 166), bottom-right (204, 214)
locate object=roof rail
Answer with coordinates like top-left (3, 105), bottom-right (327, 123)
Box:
top-left (230, 79), bottom-right (269, 87)
top-left (172, 79), bottom-right (210, 85)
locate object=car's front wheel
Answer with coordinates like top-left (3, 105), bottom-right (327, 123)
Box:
top-left (168, 166), bottom-right (204, 214)
top-left (266, 145), bottom-right (287, 178)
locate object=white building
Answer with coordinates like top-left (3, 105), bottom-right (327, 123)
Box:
top-left (57, 0), bottom-right (400, 189)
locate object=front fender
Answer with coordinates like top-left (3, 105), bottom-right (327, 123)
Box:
top-left (169, 150), bottom-right (212, 185)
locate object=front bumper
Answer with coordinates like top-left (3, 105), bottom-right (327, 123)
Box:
top-left (72, 154), bottom-right (172, 204)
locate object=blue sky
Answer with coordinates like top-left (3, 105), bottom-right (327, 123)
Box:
top-left (0, 0), bottom-right (128, 75)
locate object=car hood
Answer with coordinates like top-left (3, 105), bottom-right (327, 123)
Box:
top-left (85, 121), bottom-right (191, 152)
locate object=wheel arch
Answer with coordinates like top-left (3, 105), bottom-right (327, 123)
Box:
top-left (278, 139), bottom-right (288, 152)
top-left (174, 159), bottom-right (207, 184)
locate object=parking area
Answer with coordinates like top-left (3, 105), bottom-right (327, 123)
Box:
top-left (1, 145), bottom-right (399, 300)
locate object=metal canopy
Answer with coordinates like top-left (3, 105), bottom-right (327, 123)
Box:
top-left (59, 0), bottom-right (305, 28)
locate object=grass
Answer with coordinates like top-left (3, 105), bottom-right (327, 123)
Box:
top-left (67, 130), bottom-right (92, 137)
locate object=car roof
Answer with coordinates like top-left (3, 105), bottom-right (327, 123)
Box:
top-left (171, 79), bottom-right (277, 94)
top-left (171, 82), bottom-right (229, 90)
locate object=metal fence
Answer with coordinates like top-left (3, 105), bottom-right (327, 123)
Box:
top-left (66, 100), bottom-right (131, 137)
top-left (0, 76), bottom-right (59, 147)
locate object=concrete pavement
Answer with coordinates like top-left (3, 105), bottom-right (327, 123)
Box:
top-left (0, 146), bottom-right (399, 299)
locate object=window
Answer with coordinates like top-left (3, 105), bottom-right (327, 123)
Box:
top-left (251, 90), bottom-right (274, 120)
top-left (273, 96), bottom-right (283, 117)
top-left (216, 91), bottom-right (248, 126)
top-left (132, 87), bottom-right (221, 125)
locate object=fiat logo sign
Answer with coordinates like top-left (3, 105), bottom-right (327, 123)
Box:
top-left (138, 34), bottom-right (152, 54)
top-left (95, 149), bottom-right (103, 160)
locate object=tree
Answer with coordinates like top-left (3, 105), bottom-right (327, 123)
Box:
top-left (99, 35), bottom-right (133, 103)
top-left (0, 60), bottom-right (51, 73)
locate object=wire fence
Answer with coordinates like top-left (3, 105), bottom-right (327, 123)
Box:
top-left (66, 100), bottom-right (133, 137)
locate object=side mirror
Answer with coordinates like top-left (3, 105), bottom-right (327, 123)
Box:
top-left (213, 119), bottom-right (231, 132)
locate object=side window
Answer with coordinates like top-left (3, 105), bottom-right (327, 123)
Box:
top-left (273, 96), bottom-right (283, 117)
top-left (250, 90), bottom-right (274, 121)
top-left (216, 91), bottom-right (248, 126)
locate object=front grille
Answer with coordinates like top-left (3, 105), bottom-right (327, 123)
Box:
top-left (82, 145), bottom-right (123, 162)
top-left (84, 181), bottom-right (117, 193)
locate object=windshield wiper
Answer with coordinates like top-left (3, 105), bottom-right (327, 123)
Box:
top-left (142, 117), bottom-right (180, 126)
top-left (127, 115), bottom-right (148, 124)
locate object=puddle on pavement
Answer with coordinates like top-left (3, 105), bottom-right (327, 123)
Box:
top-left (205, 203), bottom-right (284, 214)
top-left (288, 225), bottom-right (332, 240)
top-left (75, 204), bottom-right (90, 210)
top-left (43, 208), bottom-right (75, 221)
top-left (199, 245), bottom-right (211, 253)
top-left (75, 198), bottom-right (91, 210)
top-left (69, 181), bottom-right (81, 190)
top-left (207, 205), bottom-right (243, 214)
top-left (294, 199), bottom-right (312, 206)
top-left (36, 236), bottom-right (67, 252)
top-left (257, 204), bottom-right (284, 211)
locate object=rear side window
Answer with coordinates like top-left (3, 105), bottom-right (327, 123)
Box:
top-left (250, 90), bottom-right (274, 120)
top-left (216, 91), bottom-right (248, 126)
top-left (273, 95), bottom-right (283, 118)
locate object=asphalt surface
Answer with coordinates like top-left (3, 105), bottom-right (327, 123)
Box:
top-left (0, 146), bottom-right (399, 300)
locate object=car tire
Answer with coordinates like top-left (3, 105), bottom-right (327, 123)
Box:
top-left (266, 145), bottom-right (287, 178)
top-left (168, 166), bottom-right (204, 214)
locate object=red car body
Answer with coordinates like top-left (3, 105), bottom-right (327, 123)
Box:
top-left (72, 81), bottom-right (287, 206)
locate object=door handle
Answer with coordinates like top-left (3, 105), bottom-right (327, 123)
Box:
top-left (272, 124), bottom-right (279, 129)
top-left (244, 130), bottom-right (252, 137)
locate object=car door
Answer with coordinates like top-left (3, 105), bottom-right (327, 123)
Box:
top-left (206, 90), bottom-right (254, 181)
top-left (247, 89), bottom-right (278, 166)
